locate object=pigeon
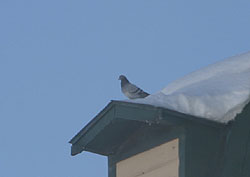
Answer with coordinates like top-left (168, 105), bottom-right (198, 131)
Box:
top-left (118, 75), bottom-right (150, 99)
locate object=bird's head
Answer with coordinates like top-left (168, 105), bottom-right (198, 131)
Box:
top-left (118, 75), bottom-right (127, 80)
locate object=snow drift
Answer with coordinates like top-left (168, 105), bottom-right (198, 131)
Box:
top-left (129, 52), bottom-right (250, 123)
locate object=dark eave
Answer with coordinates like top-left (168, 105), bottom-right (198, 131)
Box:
top-left (69, 100), bottom-right (226, 156)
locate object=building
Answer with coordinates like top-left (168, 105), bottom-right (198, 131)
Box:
top-left (69, 100), bottom-right (250, 177)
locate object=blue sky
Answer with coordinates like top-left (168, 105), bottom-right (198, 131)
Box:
top-left (1, 0), bottom-right (250, 177)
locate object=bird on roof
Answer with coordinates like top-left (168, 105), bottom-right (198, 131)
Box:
top-left (118, 75), bottom-right (150, 99)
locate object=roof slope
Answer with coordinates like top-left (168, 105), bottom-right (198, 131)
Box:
top-left (129, 51), bottom-right (250, 123)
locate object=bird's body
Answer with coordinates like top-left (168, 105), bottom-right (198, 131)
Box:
top-left (119, 75), bottom-right (150, 99)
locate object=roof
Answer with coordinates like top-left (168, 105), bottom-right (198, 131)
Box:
top-left (69, 100), bottom-right (225, 156)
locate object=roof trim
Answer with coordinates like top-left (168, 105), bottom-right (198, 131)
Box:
top-left (69, 100), bottom-right (226, 144)
top-left (69, 100), bottom-right (227, 156)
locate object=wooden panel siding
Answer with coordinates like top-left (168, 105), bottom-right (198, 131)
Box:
top-left (116, 139), bottom-right (179, 177)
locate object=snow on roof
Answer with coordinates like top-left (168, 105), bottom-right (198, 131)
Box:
top-left (129, 51), bottom-right (250, 123)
